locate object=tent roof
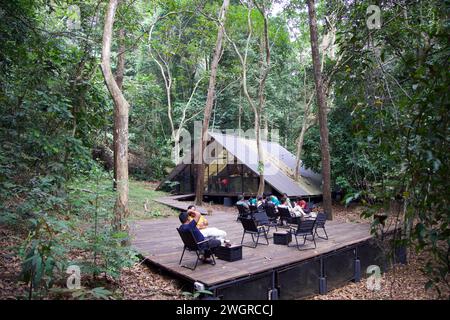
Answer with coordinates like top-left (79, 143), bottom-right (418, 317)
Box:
top-left (209, 131), bottom-right (322, 197)
top-left (158, 131), bottom-right (322, 197)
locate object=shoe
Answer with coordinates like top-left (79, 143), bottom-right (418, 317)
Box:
top-left (203, 257), bottom-right (213, 264)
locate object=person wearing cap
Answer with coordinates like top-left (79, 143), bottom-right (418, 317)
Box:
top-left (179, 207), bottom-right (221, 262)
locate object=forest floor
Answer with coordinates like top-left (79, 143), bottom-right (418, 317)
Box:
top-left (0, 181), bottom-right (447, 300)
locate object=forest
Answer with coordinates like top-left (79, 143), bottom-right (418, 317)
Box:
top-left (0, 0), bottom-right (448, 300)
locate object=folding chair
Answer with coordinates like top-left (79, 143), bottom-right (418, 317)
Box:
top-left (265, 202), bottom-right (279, 225)
top-left (278, 206), bottom-right (295, 227)
top-left (249, 204), bottom-right (258, 213)
top-left (289, 219), bottom-right (317, 250)
top-left (240, 217), bottom-right (269, 248)
top-left (314, 212), bottom-right (329, 240)
top-left (236, 204), bottom-right (251, 221)
top-left (254, 209), bottom-right (277, 237)
top-left (177, 228), bottom-right (216, 270)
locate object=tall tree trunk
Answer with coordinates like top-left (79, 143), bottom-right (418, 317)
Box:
top-left (255, 0), bottom-right (270, 196)
top-left (294, 121), bottom-right (307, 180)
top-left (238, 89), bottom-right (242, 133)
top-left (255, 112), bottom-right (264, 195)
top-left (307, 0), bottom-right (333, 220)
top-left (101, 0), bottom-right (130, 231)
top-left (294, 90), bottom-right (315, 181)
top-left (195, 0), bottom-right (230, 205)
top-left (225, 1), bottom-right (269, 197)
top-left (113, 28), bottom-right (126, 190)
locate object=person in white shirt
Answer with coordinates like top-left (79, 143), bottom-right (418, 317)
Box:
top-left (187, 205), bottom-right (227, 242)
top-left (278, 198), bottom-right (305, 217)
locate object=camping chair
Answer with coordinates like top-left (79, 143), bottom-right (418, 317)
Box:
top-left (240, 217), bottom-right (269, 248)
top-left (177, 228), bottom-right (216, 270)
top-left (305, 201), bottom-right (316, 214)
top-left (236, 204), bottom-right (251, 221)
top-left (278, 206), bottom-right (295, 227)
top-left (288, 219), bottom-right (317, 250)
top-left (265, 202), bottom-right (279, 225)
top-left (314, 212), bottom-right (328, 240)
top-left (254, 209), bottom-right (277, 236)
top-left (249, 204), bottom-right (258, 213)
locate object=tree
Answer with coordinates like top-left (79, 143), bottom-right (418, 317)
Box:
top-left (195, 0), bottom-right (230, 205)
top-left (225, 0), bottom-right (271, 196)
top-left (101, 0), bottom-right (130, 231)
top-left (147, 9), bottom-right (208, 158)
top-left (307, 0), bottom-right (332, 219)
top-left (113, 27), bottom-right (126, 190)
top-left (294, 11), bottom-right (343, 182)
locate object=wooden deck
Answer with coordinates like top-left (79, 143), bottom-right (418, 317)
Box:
top-left (153, 194), bottom-right (209, 214)
top-left (131, 210), bottom-right (373, 287)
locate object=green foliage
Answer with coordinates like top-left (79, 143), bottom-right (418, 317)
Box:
top-left (304, 0), bottom-right (450, 293)
top-left (15, 167), bottom-right (137, 299)
top-left (182, 289), bottom-right (213, 300)
top-left (19, 215), bottom-right (67, 299)
top-left (49, 286), bottom-right (113, 300)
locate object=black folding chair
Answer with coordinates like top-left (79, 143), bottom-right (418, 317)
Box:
top-left (278, 206), bottom-right (295, 226)
top-left (314, 212), bottom-right (328, 240)
top-left (289, 219), bottom-right (317, 250)
top-left (265, 202), bottom-right (279, 225)
top-left (305, 201), bottom-right (316, 214)
top-left (254, 209), bottom-right (277, 236)
top-left (240, 217), bottom-right (269, 248)
top-left (177, 228), bottom-right (216, 270)
top-left (249, 204), bottom-right (258, 213)
top-left (236, 204), bottom-right (251, 221)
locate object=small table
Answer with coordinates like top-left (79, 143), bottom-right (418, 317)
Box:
top-left (273, 231), bottom-right (292, 245)
top-left (215, 244), bottom-right (243, 262)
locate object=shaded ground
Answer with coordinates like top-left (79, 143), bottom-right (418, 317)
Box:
top-left (309, 249), bottom-right (447, 300)
top-left (0, 227), bottom-right (28, 299)
top-left (119, 262), bottom-right (185, 300)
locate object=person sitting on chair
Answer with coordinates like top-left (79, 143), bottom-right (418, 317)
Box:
top-left (297, 199), bottom-right (312, 214)
top-left (187, 205), bottom-right (227, 242)
top-left (256, 196), bottom-right (264, 209)
top-left (282, 193), bottom-right (293, 209)
top-left (268, 194), bottom-right (281, 206)
top-left (179, 209), bottom-right (221, 262)
top-left (279, 198), bottom-right (305, 218)
top-left (236, 194), bottom-right (249, 210)
top-left (248, 194), bottom-right (257, 206)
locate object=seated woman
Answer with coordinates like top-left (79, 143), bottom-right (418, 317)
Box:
top-left (279, 198), bottom-right (306, 218)
top-left (297, 199), bottom-right (314, 214)
top-left (282, 193), bottom-right (293, 209)
top-left (248, 194), bottom-right (257, 206)
top-left (187, 205), bottom-right (227, 242)
top-left (268, 194), bottom-right (281, 206)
